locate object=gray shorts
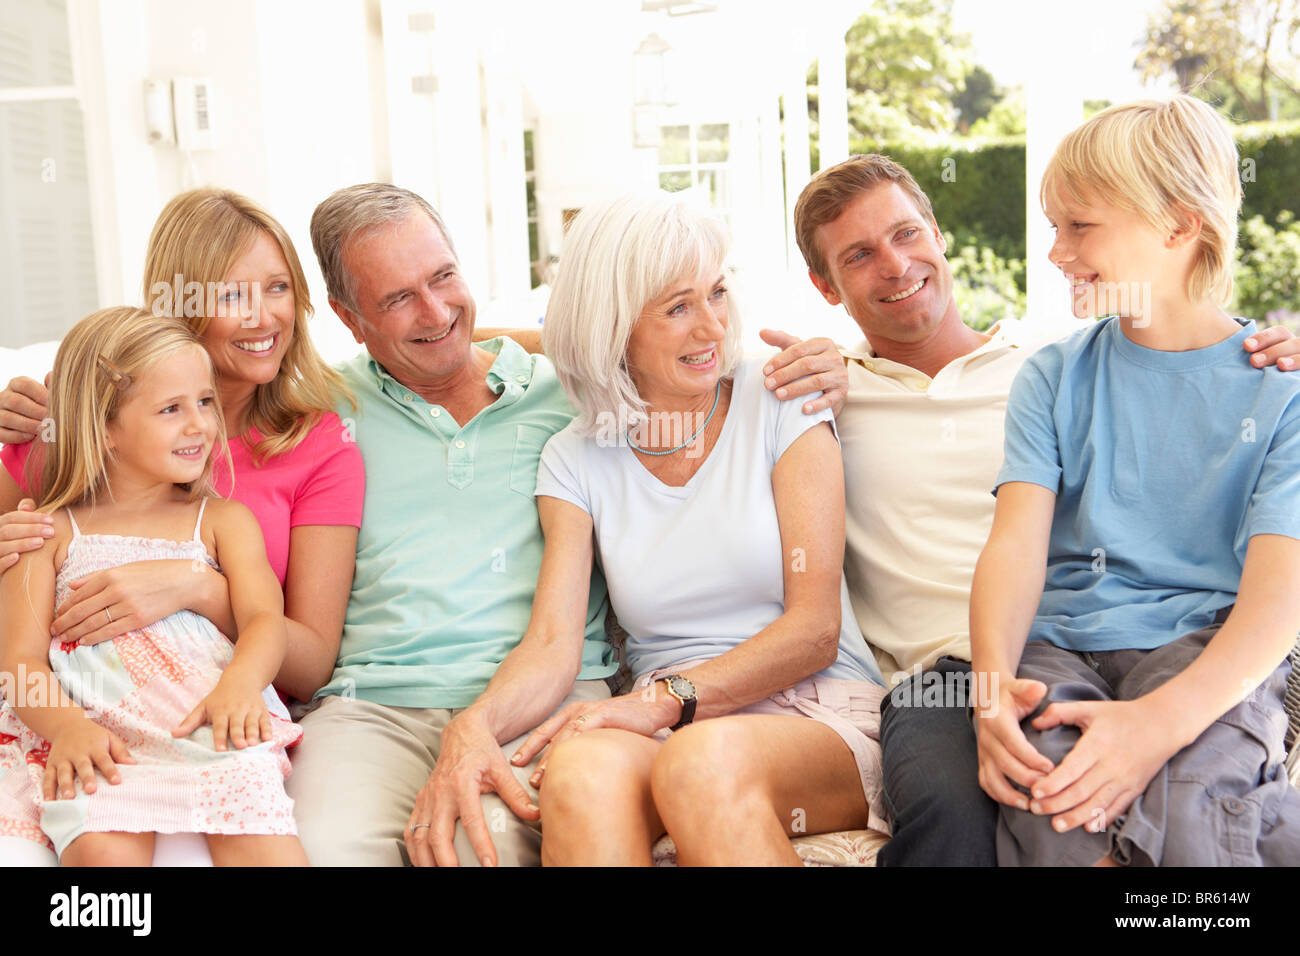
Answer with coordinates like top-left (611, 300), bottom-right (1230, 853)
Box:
top-left (998, 612), bottom-right (1300, 866)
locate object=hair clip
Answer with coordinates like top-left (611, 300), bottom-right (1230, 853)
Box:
top-left (96, 356), bottom-right (133, 392)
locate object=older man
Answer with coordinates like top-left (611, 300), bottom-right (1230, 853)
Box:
top-left (284, 184), bottom-right (615, 867)
top-left (761, 154), bottom-right (1300, 866)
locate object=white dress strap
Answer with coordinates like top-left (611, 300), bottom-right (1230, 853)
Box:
top-left (66, 509), bottom-right (82, 538)
top-left (193, 498), bottom-right (208, 543)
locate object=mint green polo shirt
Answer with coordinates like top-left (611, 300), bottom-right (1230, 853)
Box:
top-left (317, 337), bottom-right (614, 708)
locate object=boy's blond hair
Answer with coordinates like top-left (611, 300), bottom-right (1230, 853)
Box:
top-left (1042, 95), bottom-right (1242, 305)
top-left (35, 307), bottom-right (227, 512)
top-left (144, 188), bottom-right (353, 464)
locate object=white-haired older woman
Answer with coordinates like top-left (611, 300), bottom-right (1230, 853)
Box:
top-left (510, 193), bottom-right (888, 865)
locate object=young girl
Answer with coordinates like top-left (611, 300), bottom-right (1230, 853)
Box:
top-left (0, 307), bottom-right (307, 866)
top-left (971, 95), bottom-right (1300, 866)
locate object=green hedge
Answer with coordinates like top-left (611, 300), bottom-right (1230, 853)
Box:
top-left (846, 136), bottom-right (1026, 268)
top-left (1236, 121), bottom-right (1300, 227)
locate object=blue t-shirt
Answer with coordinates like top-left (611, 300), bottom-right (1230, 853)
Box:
top-left (996, 317), bottom-right (1300, 652)
top-left (536, 356), bottom-right (883, 686)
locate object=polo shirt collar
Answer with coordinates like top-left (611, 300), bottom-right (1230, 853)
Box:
top-left (363, 336), bottom-right (534, 403)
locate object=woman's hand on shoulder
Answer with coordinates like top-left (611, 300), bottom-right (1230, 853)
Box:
top-left (0, 374), bottom-right (49, 445)
top-left (513, 688), bottom-right (681, 788)
top-left (0, 498), bottom-right (55, 576)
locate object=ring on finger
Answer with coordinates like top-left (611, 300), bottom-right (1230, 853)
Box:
top-left (105, 607), bottom-right (113, 623)
top-left (411, 822), bottom-right (431, 832)
top-left (574, 714), bottom-right (590, 725)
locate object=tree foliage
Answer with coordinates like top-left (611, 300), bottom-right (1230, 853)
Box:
top-left (1136, 0), bottom-right (1300, 122)
top-left (842, 0), bottom-right (974, 142)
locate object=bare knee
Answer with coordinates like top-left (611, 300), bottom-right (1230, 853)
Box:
top-left (62, 832), bottom-right (154, 867)
top-left (651, 721), bottom-right (769, 825)
top-left (539, 731), bottom-right (653, 827)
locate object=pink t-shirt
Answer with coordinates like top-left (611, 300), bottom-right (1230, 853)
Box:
top-left (1, 412), bottom-right (364, 588)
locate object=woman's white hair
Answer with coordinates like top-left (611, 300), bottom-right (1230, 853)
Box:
top-left (543, 192), bottom-right (743, 435)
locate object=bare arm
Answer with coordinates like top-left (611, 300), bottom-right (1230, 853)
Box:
top-left (404, 494), bottom-right (597, 867)
top-left (665, 422), bottom-right (845, 717)
top-left (275, 524), bottom-right (357, 701)
top-left (969, 481), bottom-right (1059, 807)
top-left (0, 518), bottom-right (134, 799)
top-left (173, 500), bottom-right (286, 750)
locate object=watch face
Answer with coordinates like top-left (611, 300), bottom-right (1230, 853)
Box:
top-left (667, 676), bottom-right (696, 700)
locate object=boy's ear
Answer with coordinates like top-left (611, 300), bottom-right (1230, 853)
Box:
top-left (1167, 210), bottom-right (1204, 249)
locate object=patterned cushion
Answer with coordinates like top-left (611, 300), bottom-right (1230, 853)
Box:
top-left (651, 829), bottom-right (889, 867)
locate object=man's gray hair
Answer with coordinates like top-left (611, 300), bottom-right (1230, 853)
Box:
top-left (543, 192), bottom-right (742, 435)
top-left (310, 183), bottom-right (456, 313)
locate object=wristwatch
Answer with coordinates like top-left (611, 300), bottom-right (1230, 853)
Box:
top-left (660, 674), bottom-right (697, 731)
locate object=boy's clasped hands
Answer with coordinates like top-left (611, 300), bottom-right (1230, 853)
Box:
top-left (975, 676), bottom-right (1186, 835)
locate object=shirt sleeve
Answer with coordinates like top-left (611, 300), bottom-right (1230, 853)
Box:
top-left (994, 353), bottom-right (1063, 496)
top-left (1, 440), bottom-right (35, 498)
top-left (771, 386), bottom-right (837, 464)
top-left (535, 427), bottom-right (591, 515)
top-left (289, 413), bottom-right (366, 529)
top-left (1245, 395), bottom-right (1300, 541)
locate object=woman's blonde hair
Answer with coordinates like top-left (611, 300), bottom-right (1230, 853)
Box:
top-left (143, 187), bottom-right (353, 463)
top-left (543, 192), bottom-right (742, 434)
top-left (35, 307), bottom-right (227, 512)
top-left (1041, 95), bottom-right (1242, 305)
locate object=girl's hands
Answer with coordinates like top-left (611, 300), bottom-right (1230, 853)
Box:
top-left (513, 687), bottom-right (681, 788)
top-left (0, 500), bottom-right (55, 574)
top-left (43, 717), bottom-right (135, 801)
top-left (173, 671), bottom-right (272, 752)
top-left (51, 559), bottom-right (218, 646)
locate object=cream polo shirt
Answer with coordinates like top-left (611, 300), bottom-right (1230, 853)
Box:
top-left (838, 319), bottom-right (1041, 686)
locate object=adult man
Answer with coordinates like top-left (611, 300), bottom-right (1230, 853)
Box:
top-left (286, 183), bottom-right (615, 867)
top-left (761, 154), bottom-right (1300, 866)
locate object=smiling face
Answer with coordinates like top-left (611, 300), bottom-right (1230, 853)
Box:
top-left (1043, 183), bottom-right (1179, 320)
top-left (105, 346), bottom-right (220, 488)
top-left (335, 212), bottom-right (477, 388)
top-left (625, 270), bottom-right (729, 408)
top-left (808, 183), bottom-right (956, 345)
top-left (200, 229), bottom-right (296, 388)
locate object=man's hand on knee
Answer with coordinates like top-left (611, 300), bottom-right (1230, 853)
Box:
top-left (404, 714), bottom-right (538, 868)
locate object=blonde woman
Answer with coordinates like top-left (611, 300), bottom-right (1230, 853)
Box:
top-left (0, 307), bottom-right (307, 865)
top-left (0, 189), bottom-right (362, 709)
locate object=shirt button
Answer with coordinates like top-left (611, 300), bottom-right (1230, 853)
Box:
top-left (430, 408), bottom-right (441, 418)
top-left (516, 374), bottom-right (528, 383)
top-left (403, 393), bottom-right (413, 403)
top-left (918, 381), bottom-right (930, 391)
top-left (454, 439), bottom-right (466, 449)
top-left (1222, 797), bottom-right (1246, 815)
top-left (863, 361), bottom-right (874, 371)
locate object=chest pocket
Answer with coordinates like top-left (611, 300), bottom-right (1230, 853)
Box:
top-left (509, 424), bottom-right (553, 497)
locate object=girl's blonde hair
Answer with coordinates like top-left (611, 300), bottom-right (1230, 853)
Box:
top-left (1041, 95), bottom-right (1242, 305)
top-left (543, 192), bottom-right (742, 435)
top-left (35, 307), bottom-right (227, 512)
top-left (143, 187), bottom-right (353, 464)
